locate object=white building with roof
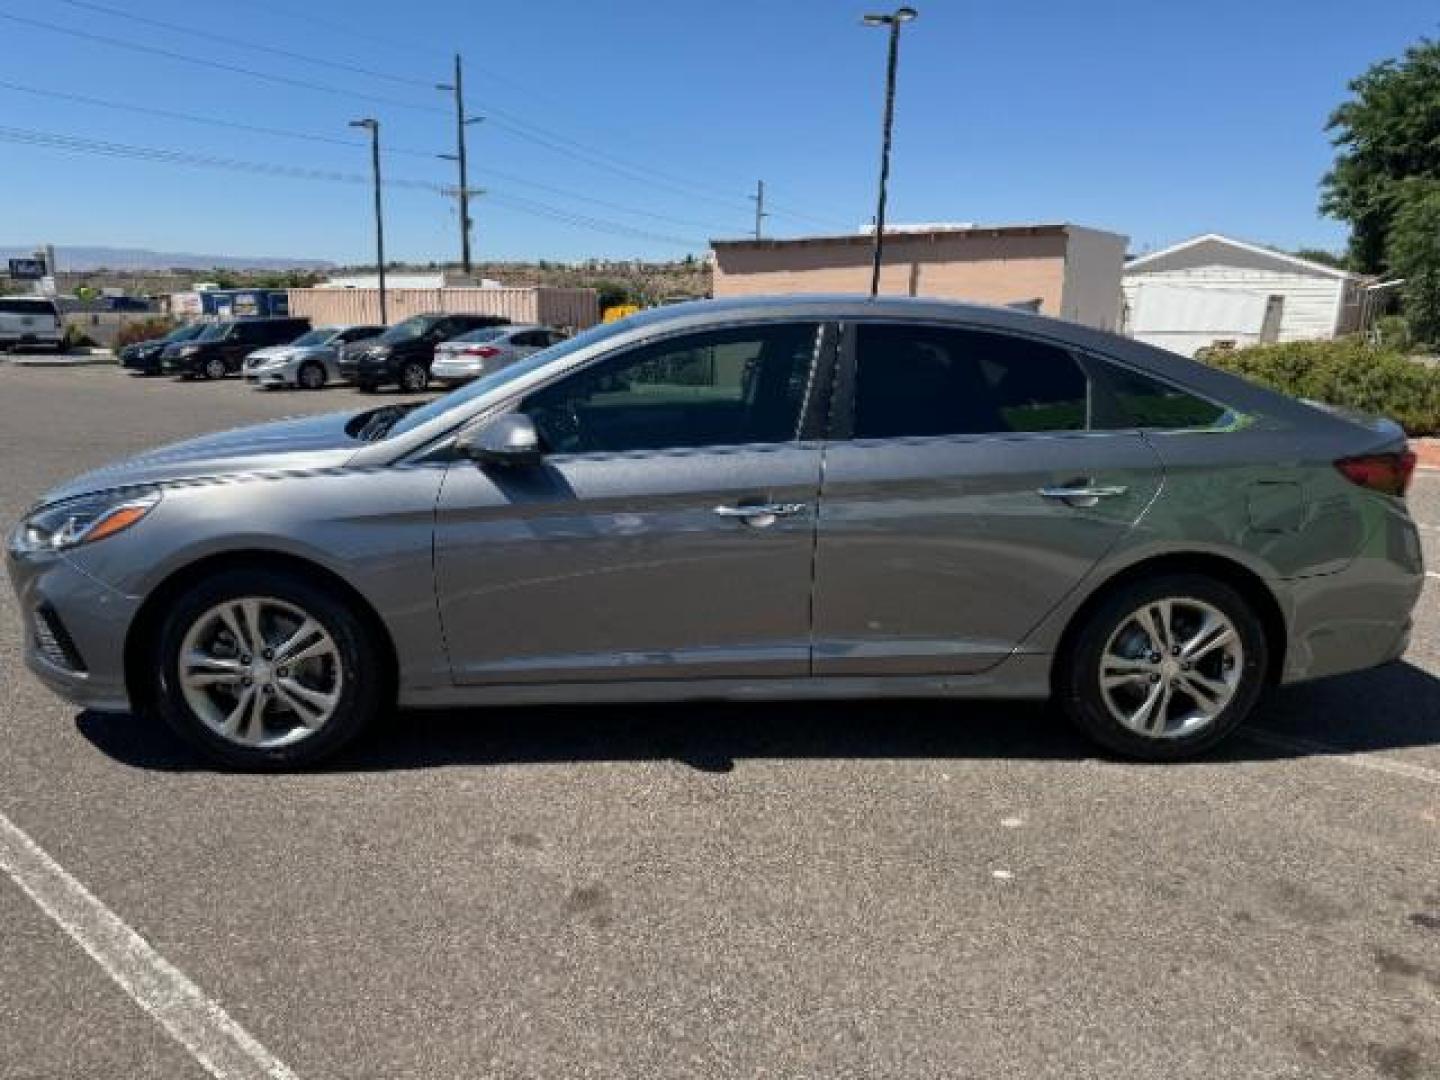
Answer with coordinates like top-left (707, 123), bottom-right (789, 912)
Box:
top-left (1122, 233), bottom-right (1367, 357)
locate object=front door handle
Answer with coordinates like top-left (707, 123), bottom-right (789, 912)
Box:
top-left (1038, 482), bottom-right (1128, 508)
top-left (714, 502), bottom-right (808, 526)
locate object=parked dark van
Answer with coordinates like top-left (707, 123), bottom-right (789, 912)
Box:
top-left (337, 313), bottom-right (510, 392)
top-left (160, 317), bottom-right (311, 379)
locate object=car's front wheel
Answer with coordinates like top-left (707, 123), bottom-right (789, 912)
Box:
top-left (152, 569), bottom-right (383, 769)
top-left (202, 356), bottom-right (227, 380)
top-left (298, 360), bottom-right (326, 390)
top-left (398, 361), bottom-right (430, 393)
top-left (1056, 573), bottom-right (1268, 761)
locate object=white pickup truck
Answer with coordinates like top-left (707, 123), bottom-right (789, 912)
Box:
top-left (0, 296), bottom-right (64, 352)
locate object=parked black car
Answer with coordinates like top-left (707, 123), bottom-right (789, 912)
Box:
top-left (160, 317), bottom-right (311, 380)
top-left (120, 323), bottom-right (206, 375)
top-left (337, 313), bottom-right (510, 392)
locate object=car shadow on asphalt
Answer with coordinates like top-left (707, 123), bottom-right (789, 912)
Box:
top-left (75, 660), bottom-right (1440, 774)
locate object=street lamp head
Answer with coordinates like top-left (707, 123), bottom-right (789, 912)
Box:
top-left (863, 6), bottom-right (917, 24)
top-left (435, 82), bottom-right (454, 92)
top-left (349, 118), bottom-right (378, 131)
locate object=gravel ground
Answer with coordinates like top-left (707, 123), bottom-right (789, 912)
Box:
top-left (1, 364), bottom-right (1437, 1080)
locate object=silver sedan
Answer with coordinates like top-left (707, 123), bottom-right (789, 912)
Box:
top-left (243, 324), bottom-right (386, 389)
top-left (431, 324), bottom-right (567, 386)
top-left (6, 297), bottom-right (1424, 769)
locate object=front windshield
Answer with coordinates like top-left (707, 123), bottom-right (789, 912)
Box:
top-left (166, 323), bottom-right (204, 342)
top-left (385, 316), bottom-right (645, 439)
top-left (378, 316), bottom-right (440, 344)
top-left (288, 328), bottom-right (334, 347)
top-left (194, 322), bottom-right (230, 342)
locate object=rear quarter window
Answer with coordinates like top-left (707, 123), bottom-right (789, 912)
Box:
top-left (1095, 364), bottom-right (1229, 430)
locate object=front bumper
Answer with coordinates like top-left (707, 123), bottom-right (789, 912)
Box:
top-left (339, 353), bottom-right (397, 384)
top-left (244, 363), bottom-right (297, 386)
top-left (161, 353), bottom-right (204, 375)
top-left (5, 547), bottom-right (139, 712)
top-left (122, 350), bottom-right (163, 373)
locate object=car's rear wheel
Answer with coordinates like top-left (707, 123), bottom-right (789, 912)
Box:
top-left (152, 569), bottom-right (382, 769)
top-left (399, 361), bottom-right (429, 393)
top-left (202, 356), bottom-right (226, 380)
top-left (356, 380), bottom-right (378, 393)
top-left (1056, 573), bottom-right (1268, 761)
top-left (298, 360), bottom-right (326, 390)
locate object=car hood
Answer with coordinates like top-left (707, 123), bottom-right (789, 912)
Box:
top-left (247, 345), bottom-right (297, 361)
top-left (36, 411), bottom-right (364, 506)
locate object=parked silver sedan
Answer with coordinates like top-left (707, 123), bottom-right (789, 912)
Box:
top-left (6, 297), bottom-right (1424, 769)
top-left (431, 324), bottom-right (567, 386)
top-left (244, 324), bottom-right (386, 389)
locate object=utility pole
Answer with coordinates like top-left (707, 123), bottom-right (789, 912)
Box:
top-left (349, 118), bottom-right (387, 323)
top-left (750, 180), bottom-right (767, 240)
top-left (438, 54), bottom-right (484, 276)
top-left (863, 6), bottom-right (918, 297)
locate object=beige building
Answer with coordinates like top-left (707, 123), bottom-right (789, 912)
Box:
top-left (711, 223), bottom-right (1128, 330)
top-left (287, 285), bottom-right (600, 330)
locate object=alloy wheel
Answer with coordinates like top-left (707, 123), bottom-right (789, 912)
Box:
top-left (1098, 597), bottom-right (1243, 739)
top-left (204, 357), bottom-right (226, 380)
top-left (177, 596), bottom-right (343, 749)
top-left (400, 363), bottom-right (429, 392)
top-left (300, 362), bottom-right (325, 390)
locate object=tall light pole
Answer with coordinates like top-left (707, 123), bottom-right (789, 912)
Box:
top-left (438, 54), bottom-right (484, 276)
top-left (349, 118), bottom-right (387, 323)
top-left (863, 6), bottom-right (917, 297)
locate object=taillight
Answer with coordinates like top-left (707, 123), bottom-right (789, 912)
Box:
top-left (1335, 451), bottom-right (1417, 497)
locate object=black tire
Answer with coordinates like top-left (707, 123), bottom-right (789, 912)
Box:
top-left (298, 360), bottom-right (326, 390)
top-left (202, 356), bottom-right (227, 381)
top-left (1056, 573), bottom-right (1268, 761)
top-left (398, 361), bottom-right (429, 393)
top-left (356, 380), bottom-right (378, 394)
top-left (151, 568), bottom-right (384, 770)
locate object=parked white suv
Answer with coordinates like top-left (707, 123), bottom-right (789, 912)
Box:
top-left (0, 296), bottom-right (63, 352)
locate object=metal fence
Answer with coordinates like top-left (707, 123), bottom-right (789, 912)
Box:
top-left (287, 287), bottom-right (600, 330)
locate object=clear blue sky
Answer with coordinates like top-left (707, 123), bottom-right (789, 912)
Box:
top-left (1, 0), bottom-right (1435, 265)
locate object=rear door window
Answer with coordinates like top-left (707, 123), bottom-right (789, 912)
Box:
top-left (852, 324), bottom-right (1089, 438)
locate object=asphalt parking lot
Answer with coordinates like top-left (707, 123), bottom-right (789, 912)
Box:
top-left (1, 362), bottom-right (1437, 1080)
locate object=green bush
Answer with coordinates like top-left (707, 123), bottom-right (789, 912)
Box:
top-left (115, 317), bottom-right (175, 348)
top-left (1199, 338), bottom-right (1440, 436)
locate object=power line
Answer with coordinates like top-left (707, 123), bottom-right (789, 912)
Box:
top-left (0, 10), bottom-right (445, 115)
top-left (0, 125), bottom-right (705, 250)
top-left (1, 6), bottom-right (847, 230)
top-left (0, 79), bottom-right (735, 233)
top-left (0, 79), bottom-right (437, 159)
top-left (51, 0), bottom-right (437, 91)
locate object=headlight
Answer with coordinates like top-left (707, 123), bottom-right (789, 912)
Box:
top-left (11, 487), bottom-right (161, 555)
top-left (179, 344), bottom-right (201, 356)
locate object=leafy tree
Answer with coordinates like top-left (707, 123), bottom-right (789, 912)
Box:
top-left (1290, 248), bottom-right (1348, 271)
top-left (1386, 178), bottom-right (1440, 343)
top-left (1320, 38), bottom-right (1440, 273)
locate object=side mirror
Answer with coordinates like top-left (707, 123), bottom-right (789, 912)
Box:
top-left (456, 413), bottom-right (543, 467)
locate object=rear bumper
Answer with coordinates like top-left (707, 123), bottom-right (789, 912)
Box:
top-left (1277, 505), bottom-right (1425, 684)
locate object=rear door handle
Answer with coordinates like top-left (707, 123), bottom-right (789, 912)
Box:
top-left (714, 502), bottom-right (808, 525)
top-left (1038, 483), bottom-right (1128, 507)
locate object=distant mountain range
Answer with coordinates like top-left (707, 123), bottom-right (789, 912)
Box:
top-left (0, 245), bottom-right (333, 272)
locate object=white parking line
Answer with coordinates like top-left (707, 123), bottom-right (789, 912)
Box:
top-left (1243, 729), bottom-right (1440, 786)
top-left (0, 810), bottom-right (299, 1080)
